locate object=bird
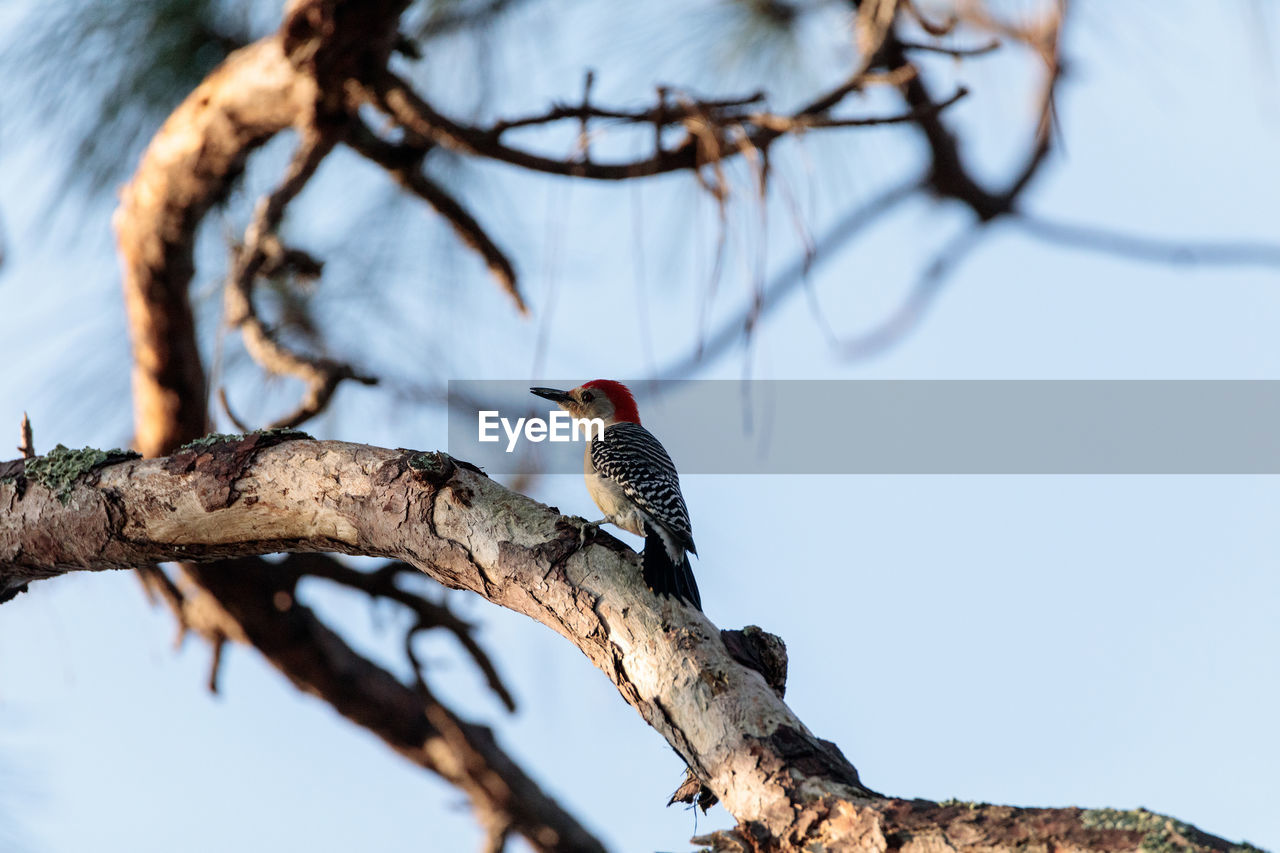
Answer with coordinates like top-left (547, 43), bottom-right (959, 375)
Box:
top-left (530, 380), bottom-right (701, 610)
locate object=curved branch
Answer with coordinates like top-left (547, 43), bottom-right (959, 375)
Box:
top-left (0, 437), bottom-right (1256, 853)
top-left (111, 4), bottom-right (603, 846)
top-left (656, 179), bottom-right (918, 379)
top-left (277, 553), bottom-right (518, 712)
top-left (114, 37), bottom-right (317, 458)
top-left (1013, 215), bottom-right (1280, 267)
top-left (367, 68), bottom-right (964, 182)
top-left (224, 130), bottom-right (379, 430)
top-left (346, 121), bottom-right (525, 313)
top-left (2, 437), bottom-right (871, 831)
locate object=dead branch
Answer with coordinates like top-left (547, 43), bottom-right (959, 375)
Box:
top-left (129, 543), bottom-right (597, 851)
top-left (182, 553), bottom-right (604, 853)
top-left (873, 1), bottom-right (1065, 219)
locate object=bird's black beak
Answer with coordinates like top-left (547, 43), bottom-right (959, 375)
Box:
top-left (530, 386), bottom-right (572, 404)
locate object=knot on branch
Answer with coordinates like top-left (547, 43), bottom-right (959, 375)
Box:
top-left (723, 624), bottom-right (789, 697)
top-left (407, 451), bottom-right (456, 485)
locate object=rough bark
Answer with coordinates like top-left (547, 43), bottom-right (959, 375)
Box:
top-left (0, 437), bottom-right (1256, 853)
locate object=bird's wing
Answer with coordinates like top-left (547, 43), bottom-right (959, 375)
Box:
top-left (591, 422), bottom-right (695, 551)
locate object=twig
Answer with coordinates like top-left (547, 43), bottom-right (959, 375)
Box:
top-left (278, 553), bottom-right (517, 712)
top-left (136, 563), bottom-right (190, 648)
top-left (367, 58), bottom-right (960, 184)
top-left (208, 631), bottom-right (226, 694)
top-left (403, 619), bottom-right (433, 698)
top-left (346, 122), bottom-right (525, 313)
top-left (17, 413), bottom-right (34, 459)
top-left (746, 87), bottom-right (968, 131)
top-left (903, 0), bottom-right (958, 36)
top-left (658, 179), bottom-right (918, 379)
top-left (485, 90), bottom-right (767, 136)
top-left (577, 69), bottom-right (594, 162)
top-left (996, 1), bottom-right (1066, 205)
top-left (217, 387), bottom-right (252, 433)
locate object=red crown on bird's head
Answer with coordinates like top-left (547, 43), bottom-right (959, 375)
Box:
top-left (581, 379), bottom-right (640, 424)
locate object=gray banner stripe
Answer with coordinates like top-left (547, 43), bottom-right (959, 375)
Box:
top-left (448, 380), bottom-right (1280, 474)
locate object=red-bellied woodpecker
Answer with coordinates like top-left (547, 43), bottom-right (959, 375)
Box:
top-left (530, 380), bottom-right (701, 610)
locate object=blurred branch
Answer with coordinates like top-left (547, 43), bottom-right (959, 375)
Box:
top-left (366, 60), bottom-right (959, 184)
top-left (346, 121), bottom-right (526, 313)
top-left (657, 179), bottom-right (918, 379)
top-left (114, 36), bottom-right (312, 458)
top-left (277, 553), bottom-right (517, 712)
top-left (651, 0), bottom-right (1069, 376)
top-left (180, 554), bottom-right (604, 853)
top-left (834, 225), bottom-right (984, 361)
top-left (871, 1), bottom-right (1065, 220)
top-left (134, 550), bottom-right (589, 850)
top-left (1013, 215), bottom-right (1280, 267)
top-left (897, 38), bottom-right (1000, 57)
top-left (224, 127), bottom-right (378, 430)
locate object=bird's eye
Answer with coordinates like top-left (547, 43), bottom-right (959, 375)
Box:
top-left (581, 391), bottom-right (594, 403)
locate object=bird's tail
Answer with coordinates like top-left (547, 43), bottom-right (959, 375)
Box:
top-left (642, 525), bottom-right (702, 611)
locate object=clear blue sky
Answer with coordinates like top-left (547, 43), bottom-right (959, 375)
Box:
top-left (1, 2), bottom-right (1278, 852)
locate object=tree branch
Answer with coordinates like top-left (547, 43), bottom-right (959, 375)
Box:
top-left (346, 121), bottom-right (526, 314)
top-left (365, 65), bottom-right (962, 183)
top-left (224, 127), bottom-right (379, 430)
top-left (111, 3), bottom-right (605, 845)
top-left (0, 436), bottom-right (1257, 852)
top-left (2, 437), bottom-right (871, 833)
top-left (114, 37), bottom-right (316, 457)
top-left (276, 553), bottom-right (518, 712)
top-left (180, 554), bottom-right (600, 852)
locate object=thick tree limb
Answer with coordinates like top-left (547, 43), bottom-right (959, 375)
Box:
top-left (0, 437), bottom-right (1257, 853)
top-left (95, 1), bottom-right (1266, 849)
top-left (114, 38), bottom-right (316, 458)
top-left (1, 436), bottom-right (602, 851)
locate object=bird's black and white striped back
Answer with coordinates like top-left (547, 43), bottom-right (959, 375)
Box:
top-left (590, 422), bottom-right (695, 556)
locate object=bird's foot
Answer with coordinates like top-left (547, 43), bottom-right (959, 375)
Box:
top-left (577, 517), bottom-right (607, 550)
